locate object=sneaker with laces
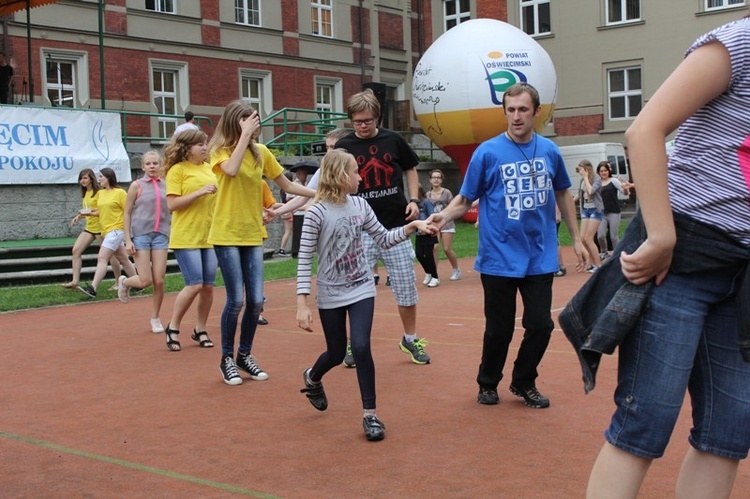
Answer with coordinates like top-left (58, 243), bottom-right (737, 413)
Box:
top-left (117, 275), bottom-right (130, 303)
top-left (477, 387), bottom-right (500, 405)
top-left (236, 353), bottom-right (269, 381)
top-left (362, 415), bottom-right (386, 441)
top-left (399, 337), bottom-right (430, 364)
top-left (220, 356), bottom-right (243, 386)
top-left (450, 269), bottom-right (462, 281)
top-left (427, 277), bottom-right (440, 288)
top-left (150, 318), bottom-right (165, 334)
top-left (277, 249), bottom-right (291, 258)
top-left (300, 368), bottom-right (328, 411)
top-left (77, 283), bottom-right (96, 298)
top-left (343, 342), bottom-right (356, 368)
top-left (422, 273), bottom-right (432, 285)
top-left (509, 384), bottom-right (550, 408)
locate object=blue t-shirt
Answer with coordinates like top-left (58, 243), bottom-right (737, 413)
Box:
top-left (460, 132), bottom-right (571, 277)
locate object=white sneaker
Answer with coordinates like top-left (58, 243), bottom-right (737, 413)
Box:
top-left (450, 269), bottom-right (462, 281)
top-left (150, 318), bottom-right (165, 334)
top-left (117, 275), bottom-right (130, 303)
top-left (422, 274), bottom-right (432, 285)
top-left (427, 277), bottom-right (440, 287)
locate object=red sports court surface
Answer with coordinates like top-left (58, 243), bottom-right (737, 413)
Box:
top-left (2, 251), bottom-right (749, 498)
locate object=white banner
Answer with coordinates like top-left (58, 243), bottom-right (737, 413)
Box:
top-left (0, 107), bottom-right (131, 184)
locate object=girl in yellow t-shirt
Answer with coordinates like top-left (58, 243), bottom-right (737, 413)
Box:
top-left (76, 168), bottom-right (137, 298)
top-left (208, 100), bottom-right (315, 386)
top-left (61, 168), bottom-right (122, 289)
top-left (162, 129), bottom-right (218, 352)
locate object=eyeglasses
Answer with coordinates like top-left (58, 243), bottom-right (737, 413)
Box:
top-left (352, 118), bottom-right (375, 127)
top-left (430, 176), bottom-right (442, 180)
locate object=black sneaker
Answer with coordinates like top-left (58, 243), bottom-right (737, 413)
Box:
top-left (76, 283), bottom-right (96, 298)
top-left (509, 384), bottom-right (550, 408)
top-left (220, 356), bottom-right (243, 386)
top-left (385, 275), bottom-right (391, 286)
top-left (343, 342), bottom-right (356, 368)
top-left (373, 275), bottom-right (380, 285)
top-left (477, 387), bottom-right (500, 405)
top-left (398, 337), bottom-right (430, 364)
top-left (300, 368), bottom-right (328, 411)
top-left (363, 415), bottom-right (386, 441)
top-left (236, 353), bottom-right (268, 381)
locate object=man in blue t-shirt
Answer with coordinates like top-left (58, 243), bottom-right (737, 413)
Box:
top-left (428, 82), bottom-right (588, 408)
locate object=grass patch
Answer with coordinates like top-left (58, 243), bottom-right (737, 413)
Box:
top-left (0, 218), bottom-right (625, 313)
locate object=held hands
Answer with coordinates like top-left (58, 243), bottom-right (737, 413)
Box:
top-left (408, 220), bottom-right (438, 236)
top-left (620, 237), bottom-right (674, 286)
top-left (424, 212), bottom-right (447, 230)
top-left (263, 207), bottom-right (277, 225)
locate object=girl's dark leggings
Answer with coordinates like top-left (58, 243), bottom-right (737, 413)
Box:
top-left (310, 297), bottom-right (376, 409)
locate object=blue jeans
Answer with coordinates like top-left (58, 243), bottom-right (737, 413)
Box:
top-left (173, 248), bottom-right (217, 286)
top-left (214, 245), bottom-right (264, 356)
top-left (607, 267), bottom-right (750, 460)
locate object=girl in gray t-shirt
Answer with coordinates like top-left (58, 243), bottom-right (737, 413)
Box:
top-left (296, 149), bottom-right (433, 442)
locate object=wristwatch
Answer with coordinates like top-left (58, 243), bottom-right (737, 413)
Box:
top-left (409, 198), bottom-right (419, 204)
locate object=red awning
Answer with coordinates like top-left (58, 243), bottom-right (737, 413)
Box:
top-left (0, 0), bottom-right (60, 17)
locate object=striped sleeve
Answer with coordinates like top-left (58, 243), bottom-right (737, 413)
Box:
top-left (296, 205), bottom-right (324, 295)
top-left (358, 197), bottom-right (408, 249)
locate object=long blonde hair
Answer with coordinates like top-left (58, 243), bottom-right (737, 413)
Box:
top-left (163, 129), bottom-right (209, 176)
top-left (578, 159), bottom-right (595, 184)
top-left (313, 149), bottom-right (356, 205)
top-left (208, 100), bottom-right (262, 164)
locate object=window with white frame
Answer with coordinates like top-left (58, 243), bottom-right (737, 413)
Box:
top-left (240, 70), bottom-right (272, 140)
top-left (235, 0), bottom-right (260, 26)
top-left (520, 0), bottom-right (551, 36)
top-left (146, 0), bottom-right (174, 13)
top-left (606, 0), bottom-right (640, 25)
top-left (608, 66), bottom-right (642, 120)
top-left (312, 0), bottom-right (332, 37)
top-left (705, 0), bottom-right (745, 10)
top-left (150, 61), bottom-right (189, 139)
top-left (46, 61), bottom-right (75, 108)
top-left (42, 50), bottom-right (89, 108)
top-left (315, 77), bottom-right (343, 126)
top-left (444, 0), bottom-right (471, 31)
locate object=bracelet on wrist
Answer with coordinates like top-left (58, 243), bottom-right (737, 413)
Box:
top-left (409, 198), bottom-right (419, 204)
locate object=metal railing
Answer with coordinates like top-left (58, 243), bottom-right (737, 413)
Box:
top-left (3, 102), bottom-right (447, 161)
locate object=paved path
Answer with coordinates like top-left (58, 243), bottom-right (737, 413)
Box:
top-left (2, 252), bottom-right (749, 497)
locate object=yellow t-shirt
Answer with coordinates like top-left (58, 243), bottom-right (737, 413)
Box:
top-left (166, 160), bottom-right (217, 249)
top-left (97, 188), bottom-right (127, 235)
top-left (83, 189), bottom-right (103, 234)
top-left (208, 144), bottom-right (283, 246)
top-left (261, 181), bottom-right (276, 240)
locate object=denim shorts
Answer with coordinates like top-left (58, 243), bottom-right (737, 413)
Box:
top-left (174, 248), bottom-right (218, 286)
top-left (362, 234), bottom-right (417, 307)
top-left (101, 229), bottom-right (125, 251)
top-left (581, 207), bottom-right (603, 221)
top-left (132, 232), bottom-right (169, 251)
top-left (606, 267), bottom-right (750, 460)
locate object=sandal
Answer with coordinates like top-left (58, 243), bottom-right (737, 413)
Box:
top-left (60, 281), bottom-right (78, 289)
top-left (164, 324), bottom-right (181, 352)
top-left (191, 329), bottom-right (214, 348)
